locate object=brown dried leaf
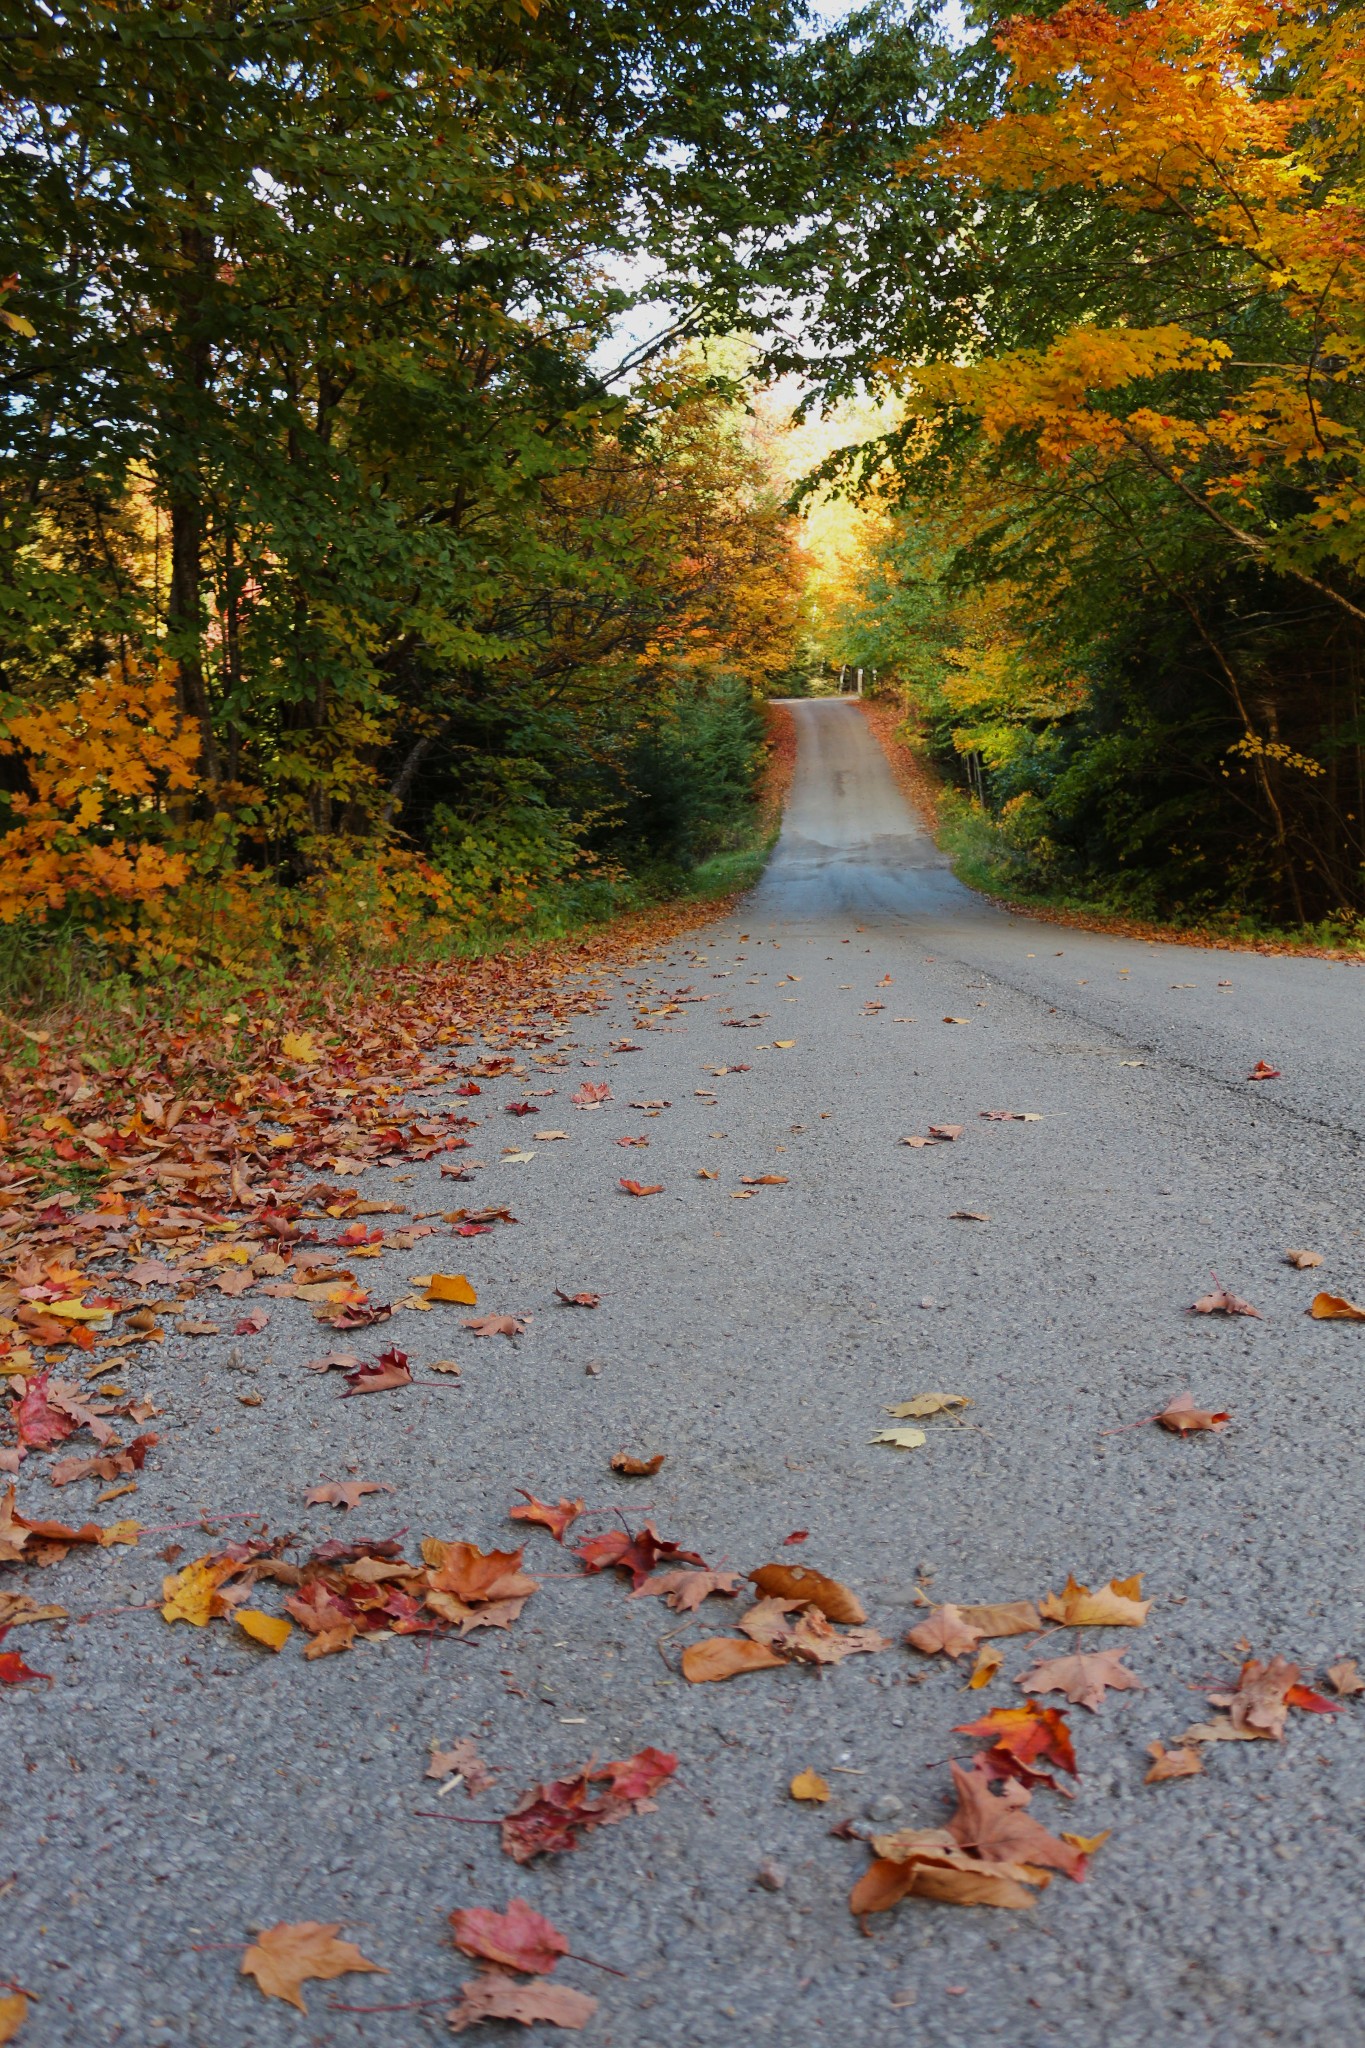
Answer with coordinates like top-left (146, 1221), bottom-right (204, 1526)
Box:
top-left (945, 1762), bottom-right (1087, 1877)
top-left (748, 1563), bottom-right (866, 1624)
top-left (1309, 1291), bottom-right (1365, 1321)
top-left (1157, 1391), bottom-right (1231, 1434)
top-left (1144, 1740), bottom-right (1204, 1783)
top-left (427, 1737), bottom-right (498, 1793)
top-left (462, 1314), bottom-right (530, 1339)
top-left (610, 1451), bottom-right (665, 1477)
top-left (680, 1636), bottom-right (788, 1683)
top-left (1209, 1654), bottom-right (1300, 1740)
top-left (1285, 1249), bottom-right (1323, 1269)
top-left (630, 1569), bottom-right (744, 1612)
top-left (448, 1972), bottom-right (597, 2033)
top-left (509, 1492), bottom-right (584, 1543)
top-left (1017, 1649), bottom-right (1144, 1711)
top-left (905, 1604), bottom-right (983, 1659)
top-left (304, 1479), bottom-right (393, 1510)
top-left (1326, 1659), bottom-right (1365, 1698)
top-left (1189, 1278), bottom-right (1261, 1318)
top-left (1039, 1574), bottom-right (1151, 1627)
top-left (956, 1600), bottom-right (1043, 1638)
top-left (240, 1921), bottom-right (384, 2013)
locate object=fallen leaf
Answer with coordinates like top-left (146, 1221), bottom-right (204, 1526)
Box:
top-left (305, 1480), bottom-right (393, 1510)
top-left (1144, 1740), bottom-right (1203, 1783)
top-left (0, 1993), bottom-right (26, 2041)
top-left (281, 1030), bottom-right (321, 1064)
top-left (429, 1360), bottom-right (462, 1375)
top-left (906, 1605), bottom-right (983, 1659)
top-left (509, 1493), bottom-right (584, 1542)
top-left (783, 1529), bottom-right (808, 1544)
top-left (1061, 1829), bottom-right (1111, 1855)
top-left (48, 1432), bottom-right (158, 1488)
top-left (618, 1179), bottom-right (664, 1197)
top-left (630, 1568), bottom-right (744, 1612)
top-left (610, 1451), bottom-right (665, 1477)
top-left (573, 1521), bottom-right (703, 1588)
top-left (1309, 1291), bottom-right (1365, 1321)
top-left (1039, 1574), bottom-right (1151, 1627)
top-left (772, 1039), bottom-right (796, 1049)
top-left (0, 1595), bottom-right (65, 1628)
top-left (341, 1348), bottom-right (412, 1397)
top-left (1325, 1659), bottom-right (1364, 1698)
top-left (233, 1308), bottom-right (270, 1336)
top-left (979, 1110), bottom-right (1044, 1122)
top-left (428, 1737), bottom-right (497, 1792)
top-left (943, 1017), bottom-right (969, 1025)
top-left (681, 1636), bottom-right (789, 1682)
top-left (967, 1644), bottom-right (1002, 1690)
top-left (448, 1973), bottom-right (596, 2033)
top-left (240, 1921), bottom-right (384, 2013)
top-left (954, 1702), bottom-right (1077, 1781)
top-left (1180, 1718), bottom-right (1261, 1744)
top-left (534, 1129), bottom-right (569, 1142)
top-left (1189, 1278), bottom-right (1261, 1318)
top-left (1157, 1391), bottom-right (1231, 1435)
top-left (161, 1554), bottom-right (233, 1627)
top-left (1207, 1654), bottom-right (1305, 1740)
top-left (235, 1609), bottom-right (292, 1652)
top-left (696, 1168), bottom-right (717, 1179)
top-left (748, 1563), bottom-right (866, 1624)
top-left (1285, 1249), bottom-right (1323, 1269)
top-left (1246, 1060), bottom-right (1281, 1080)
top-left (0, 1629), bottom-right (49, 1684)
top-left (1017, 1649), bottom-right (1144, 1711)
top-left (949, 1211), bottom-right (990, 1223)
top-left (927, 1124), bottom-right (963, 1140)
top-left (739, 1598), bottom-right (887, 1667)
top-left (451, 1898), bottom-right (568, 1975)
top-left (956, 1601), bottom-right (1043, 1638)
top-left (739, 1174), bottom-right (788, 1186)
top-left (790, 1769), bottom-right (830, 1803)
top-left (571, 1083), bottom-right (612, 1108)
top-left (302, 1349), bottom-right (364, 1376)
top-left (945, 1761), bottom-right (1087, 1877)
top-left (463, 1314), bottom-right (530, 1339)
top-left (870, 1427), bottom-right (926, 1450)
top-left (852, 1828), bottom-right (1044, 1914)
top-left (500, 1748), bottom-right (676, 1860)
top-left (554, 1290), bottom-right (599, 1308)
top-left (887, 1393), bottom-right (971, 1418)
top-left (427, 1274), bottom-right (478, 1306)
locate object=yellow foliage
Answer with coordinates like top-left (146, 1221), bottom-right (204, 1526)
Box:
top-left (0, 660), bottom-right (199, 923)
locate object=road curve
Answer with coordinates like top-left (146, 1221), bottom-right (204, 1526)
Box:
top-left (12, 695), bottom-right (1365, 2048)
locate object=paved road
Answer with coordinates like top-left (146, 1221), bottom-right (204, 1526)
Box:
top-left (11, 697), bottom-right (1365, 2046)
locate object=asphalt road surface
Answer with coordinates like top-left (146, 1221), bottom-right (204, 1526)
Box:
top-left (11, 697), bottom-right (1365, 2047)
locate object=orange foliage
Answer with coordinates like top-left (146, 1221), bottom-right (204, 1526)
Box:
top-left (898, 0), bottom-right (1365, 601)
top-left (0, 664), bottom-right (200, 923)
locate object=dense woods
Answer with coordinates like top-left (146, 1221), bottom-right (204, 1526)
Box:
top-left (818, 0), bottom-right (1365, 936)
top-left (2, 0), bottom-right (1362, 987)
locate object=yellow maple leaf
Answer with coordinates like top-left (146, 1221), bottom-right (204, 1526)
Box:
top-left (235, 1609), bottom-right (292, 1652)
